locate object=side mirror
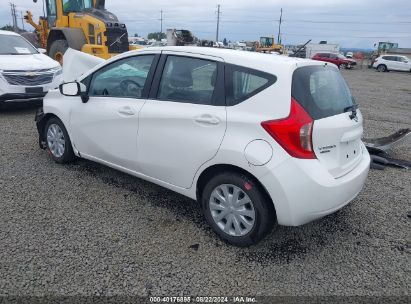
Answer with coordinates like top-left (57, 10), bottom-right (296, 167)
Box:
top-left (38, 48), bottom-right (47, 54)
top-left (59, 82), bottom-right (89, 102)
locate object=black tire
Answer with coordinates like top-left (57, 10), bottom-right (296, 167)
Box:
top-left (340, 63), bottom-right (348, 69)
top-left (377, 64), bottom-right (387, 72)
top-left (48, 40), bottom-right (68, 65)
top-left (201, 172), bottom-right (276, 247)
top-left (44, 117), bottom-right (75, 164)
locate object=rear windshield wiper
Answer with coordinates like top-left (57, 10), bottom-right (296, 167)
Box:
top-left (344, 104), bottom-right (359, 120)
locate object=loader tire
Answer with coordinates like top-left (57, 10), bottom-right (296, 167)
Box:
top-left (49, 40), bottom-right (68, 65)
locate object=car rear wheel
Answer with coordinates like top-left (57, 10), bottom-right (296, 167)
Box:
top-left (201, 172), bottom-right (276, 247)
top-left (45, 117), bottom-right (75, 164)
top-left (377, 64), bottom-right (387, 72)
top-left (340, 63), bottom-right (348, 69)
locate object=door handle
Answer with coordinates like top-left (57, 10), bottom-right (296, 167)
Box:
top-left (195, 115), bottom-right (220, 125)
top-left (118, 107), bottom-right (135, 116)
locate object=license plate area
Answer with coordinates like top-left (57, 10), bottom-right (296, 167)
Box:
top-left (339, 139), bottom-right (362, 168)
top-left (25, 87), bottom-right (44, 94)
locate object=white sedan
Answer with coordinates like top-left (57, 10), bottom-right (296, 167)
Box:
top-left (35, 47), bottom-right (370, 246)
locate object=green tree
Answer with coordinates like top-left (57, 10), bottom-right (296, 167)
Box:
top-left (147, 32), bottom-right (166, 41)
top-left (1, 25), bottom-right (20, 32)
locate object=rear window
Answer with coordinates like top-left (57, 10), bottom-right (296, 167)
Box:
top-left (226, 64), bottom-right (277, 106)
top-left (292, 65), bottom-right (355, 120)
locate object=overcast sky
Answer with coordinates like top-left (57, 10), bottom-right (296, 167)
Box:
top-left (3, 0), bottom-right (411, 48)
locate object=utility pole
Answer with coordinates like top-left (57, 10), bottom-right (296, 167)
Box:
top-left (10, 3), bottom-right (18, 32)
top-left (277, 8), bottom-right (283, 45)
top-left (216, 4), bottom-right (221, 43)
top-left (20, 11), bottom-right (25, 31)
top-left (159, 10), bottom-right (163, 41)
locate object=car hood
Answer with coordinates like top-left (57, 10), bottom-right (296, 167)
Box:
top-left (0, 53), bottom-right (60, 71)
top-left (63, 48), bottom-right (105, 82)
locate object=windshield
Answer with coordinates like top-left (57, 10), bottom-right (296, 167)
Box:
top-left (0, 34), bottom-right (38, 55)
top-left (63, 0), bottom-right (93, 14)
top-left (260, 37), bottom-right (274, 47)
top-left (292, 65), bottom-right (356, 120)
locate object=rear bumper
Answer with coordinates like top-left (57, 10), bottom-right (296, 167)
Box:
top-left (260, 143), bottom-right (371, 226)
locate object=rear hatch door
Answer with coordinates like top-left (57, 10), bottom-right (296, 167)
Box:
top-left (292, 64), bottom-right (364, 178)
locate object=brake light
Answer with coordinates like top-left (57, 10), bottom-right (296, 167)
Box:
top-left (261, 98), bottom-right (316, 159)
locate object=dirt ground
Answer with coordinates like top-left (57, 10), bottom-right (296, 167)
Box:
top-left (0, 67), bottom-right (410, 298)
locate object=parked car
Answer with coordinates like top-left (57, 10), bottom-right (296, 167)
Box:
top-left (372, 55), bottom-right (411, 72)
top-left (312, 52), bottom-right (357, 69)
top-left (0, 30), bottom-right (62, 108)
top-left (35, 47), bottom-right (370, 246)
top-left (346, 52), bottom-right (354, 58)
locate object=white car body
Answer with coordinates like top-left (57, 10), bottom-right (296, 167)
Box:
top-left (373, 55), bottom-right (411, 72)
top-left (38, 47), bottom-right (370, 244)
top-left (0, 30), bottom-right (62, 106)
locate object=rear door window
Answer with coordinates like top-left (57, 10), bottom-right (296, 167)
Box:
top-left (157, 56), bottom-right (218, 105)
top-left (225, 64), bottom-right (277, 106)
top-left (292, 65), bottom-right (355, 120)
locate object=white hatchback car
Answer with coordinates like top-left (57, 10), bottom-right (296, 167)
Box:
top-left (372, 55), bottom-right (411, 72)
top-left (35, 47), bottom-right (370, 246)
top-left (0, 30), bottom-right (62, 108)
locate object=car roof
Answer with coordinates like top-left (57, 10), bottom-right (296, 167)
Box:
top-left (124, 46), bottom-right (313, 68)
top-left (0, 30), bottom-right (20, 36)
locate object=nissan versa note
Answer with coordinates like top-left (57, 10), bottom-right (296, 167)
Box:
top-left (35, 47), bottom-right (370, 246)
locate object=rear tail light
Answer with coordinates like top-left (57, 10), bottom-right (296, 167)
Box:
top-left (261, 98), bottom-right (316, 159)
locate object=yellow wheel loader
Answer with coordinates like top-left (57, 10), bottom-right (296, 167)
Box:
top-left (25, 0), bottom-right (138, 64)
top-left (256, 36), bottom-right (283, 54)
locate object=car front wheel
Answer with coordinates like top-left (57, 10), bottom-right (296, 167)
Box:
top-left (201, 172), bottom-right (276, 247)
top-left (45, 117), bottom-right (75, 164)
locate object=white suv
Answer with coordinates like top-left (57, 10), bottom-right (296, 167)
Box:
top-left (0, 30), bottom-right (62, 108)
top-left (35, 47), bottom-right (370, 246)
top-left (372, 55), bottom-right (411, 72)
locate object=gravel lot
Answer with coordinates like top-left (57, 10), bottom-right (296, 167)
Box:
top-left (0, 68), bottom-right (410, 298)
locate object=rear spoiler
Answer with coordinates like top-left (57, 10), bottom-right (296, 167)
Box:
top-left (63, 48), bottom-right (105, 82)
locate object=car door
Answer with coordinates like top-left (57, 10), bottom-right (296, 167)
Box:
top-left (385, 56), bottom-right (397, 70)
top-left (137, 52), bottom-right (227, 189)
top-left (396, 56), bottom-right (410, 71)
top-left (70, 53), bottom-right (160, 171)
top-left (329, 53), bottom-right (339, 65)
